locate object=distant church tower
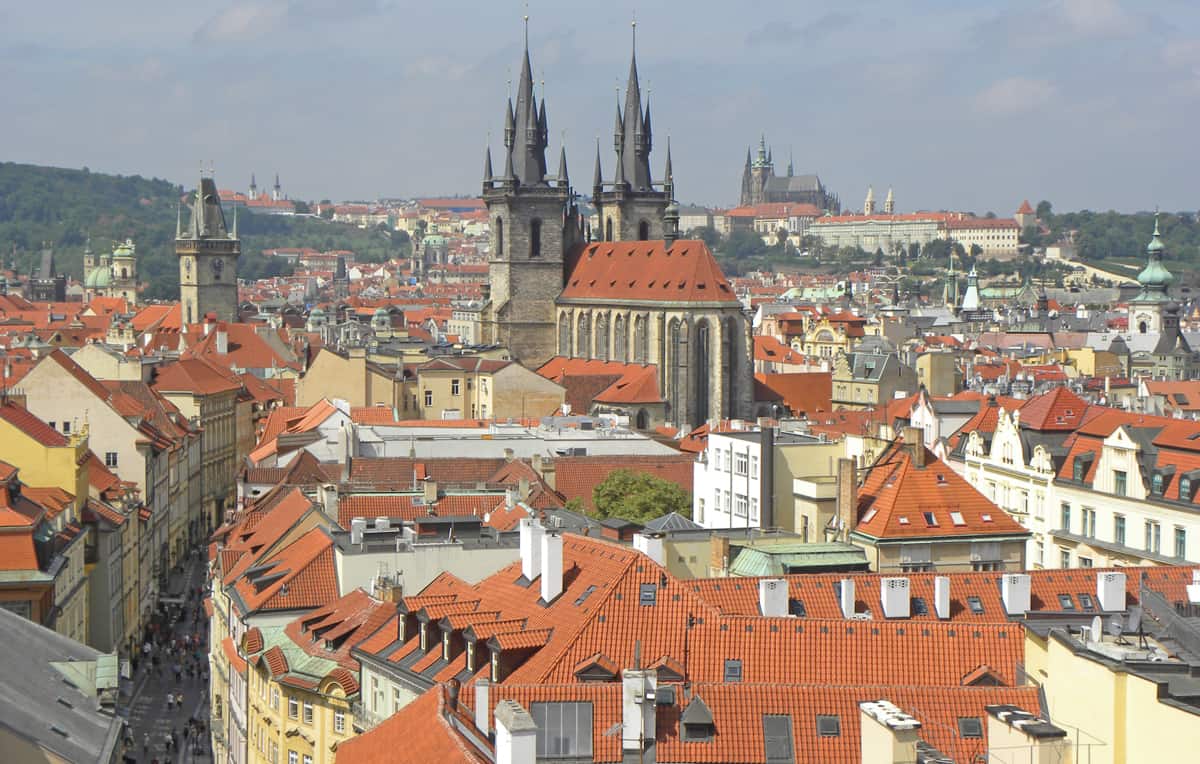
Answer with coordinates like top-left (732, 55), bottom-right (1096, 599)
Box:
top-left (592, 22), bottom-right (671, 242)
top-left (480, 19), bottom-right (582, 365)
top-left (1131, 213), bottom-right (1174, 335)
top-left (177, 171), bottom-right (241, 324)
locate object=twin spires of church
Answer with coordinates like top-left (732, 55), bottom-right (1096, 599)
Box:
top-left (485, 18), bottom-right (557, 190)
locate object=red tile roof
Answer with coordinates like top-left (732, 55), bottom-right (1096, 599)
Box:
top-left (0, 401), bottom-right (67, 446)
top-left (1012, 386), bottom-right (1090, 431)
top-left (335, 684), bottom-right (487, 764)
top-left (552, 455), bottom-right (694, 512)
top-left (151, 357), bottom-right (241, 396)
top-left (854, 439), bottom-right (1028, 540)
top-left (561, 240), bottom-right (738, 304)
top-left (755, 372), bottom-right (832, 416)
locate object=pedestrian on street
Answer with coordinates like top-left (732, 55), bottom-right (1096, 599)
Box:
top-left (170, 729), bottom-right (178, 751)
top-left (167, 693), bottom-right (174, 711)
top-left (142, 733), bottom-right (149, 756)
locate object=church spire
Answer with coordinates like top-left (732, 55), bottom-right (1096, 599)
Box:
top-left (483, 145), bottom-right (494, 185)
top-left (593, 139), bottom-right (603, 191)
top-left (664, 136), bottom-right (674, 199)
top-left (617, 18), bottom-right (653, 191)
top-left (1137, 211), bottom-right (1174, 300)
top-left (508, 13), bottom-right (548, 186)
top-left (557, 145), bottom-right (569, 188)
top-left (787, 149), bottom-right (794, 178)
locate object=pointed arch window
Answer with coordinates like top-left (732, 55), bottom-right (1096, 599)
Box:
top-left (638, 220), bottom-right (650, 241)
top-left (530, 218), bottom-right (542, 258)
top-left (605, 217), bottom-right (614, 242)
top-left (496, 216), bottom-right (504, 256)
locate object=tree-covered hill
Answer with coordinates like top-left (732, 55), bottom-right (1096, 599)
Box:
top-left (0, 162), bottom-right (411, 300)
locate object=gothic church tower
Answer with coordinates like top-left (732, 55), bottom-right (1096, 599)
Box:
top-left (177, 172), bottom-right (240, 324)
top-left (481, 21), bottom-right (582, 366)
top-left (593, 23), bottom-right (671, 242)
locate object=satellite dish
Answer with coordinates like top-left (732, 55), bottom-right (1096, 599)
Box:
top-left (1106, 617), bottom-right (1123, 638)
top-left (1127, 605), bottom-right (1143, 633)
top-left (1090, 615), bottom-right (1102, 643)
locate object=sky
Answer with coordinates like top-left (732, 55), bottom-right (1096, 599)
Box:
top-left (4, 0), bottom-right (1200, 214)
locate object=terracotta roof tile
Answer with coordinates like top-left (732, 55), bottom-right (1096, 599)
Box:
top-left (561, 240), bottom-right (738, 304)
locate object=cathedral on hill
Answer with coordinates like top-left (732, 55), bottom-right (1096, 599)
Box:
top-left (739, 136), bottom-right (840, 211)
top-left (480, 23), bottom-right (753, 428)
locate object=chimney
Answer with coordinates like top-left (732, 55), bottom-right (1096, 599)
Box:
top-left (422, 479), bottom-right (438, 505)
top-left (902, 426), bottom-right (925, 468)
top-left (1096, 571), bottom-right (1127, 612)
top-left (839, 578), bottom-right (856, 618)
top-left (859, 700), bottom-right (922, 764)
top-left (985, 705), bottom-right (1069, 764)
top-left (519, 517), bottom-right (543, 581)
top-left (632, 532), bottom-right (666, 566)
top-left (350, 517), bottom-right (366, 545)
top-left (709, 535), bottom-right (730, 576)
top-left (621, 668), bottom-right (658, 752)
top-left (880, 578), bottom-right (911, 619)
top-left (540, 530), bottom-right (564, 603)
top-left (933, 576), bottom-right (951, 619)
top-left (835, 458), bottom-right (857, 540)
top-left (474, 678), bottom-right (490, 735)
top-left (505, 486), bottom-right (517, 509)
top-left (1001, 573), bottom-right (1032, 616)
top-left (494, 700), bottom-right (537, 764)
top-left (215, 324), bottom-right (229, 355)
top-left (760, 424), bottom-right (775, 530)
top-left (320, 484), bottom-right (338, 521)
top-left (758, 578), bottom-right (788, 617)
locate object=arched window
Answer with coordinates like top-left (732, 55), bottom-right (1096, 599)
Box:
top-left (638, 220), bottom-right (650, 241)
top-left (1139, 320), bottom-right (1148, 334)
top-left (530, 218), bottom-right (542, 258)
top-left (613, 314), bottom-right (627, 363)
top-left (636, 410), bottom-right (649, 430)
top-left (605, 217), bottom-right (613, 242)
top-left (576, 313), bottom-right (591, 360)
top-left (558, 313), bottom-right (571, 356)
top-left (694, 320), bottom-right (711, 424)
top-left (633, 315), bottom-right (648, 365)
top-left (496, 216), bottom-right (504, 256)
top-left (595, 313), bottom-right (609, 361)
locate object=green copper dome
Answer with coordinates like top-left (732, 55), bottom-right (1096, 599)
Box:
top-left (84, 266), bottom-right (112, 289)
top-left (1138, 214), bottom-right (1174, 289)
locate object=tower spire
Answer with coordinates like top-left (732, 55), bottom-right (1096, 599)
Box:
top-left (483, 145), bottom-right (494, 184)
top-left (557, 145), bottom-right (569, 188)
top-left (593, 139), bottom-right (603, 191)
top-left (176, 200), bottom-right (183, 239)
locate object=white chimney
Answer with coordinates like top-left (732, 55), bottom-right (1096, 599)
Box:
top-left (1097, 572), bottom-right (1127, 612)
top-left (859, 700), bottom-right (922, 764)
top-left (540, 530), bottom-right (564, 603)
top-left (839, 578), bottom-right (856, 618)
top-left (621, 669), bottom-right (658, 752)
top-left (632, 532), bottom-right (665, 566)
top-left (350, 517), bottom-right (366, 545)
top-left (474, 678), bottom-right (490, 735)
top-left (519, 517), bottom-right (542, 581)
top-left (934, 576), bottom-right (951, 620)
top-left (758, 578), bottom-right (789, 617)
top-left (494, 700), bottom-right (537, 764)
top-left (215, 326), bottom-right (229, 355)
top-left (880, 578), bottom-right (911, 619)
top-left (1001, 573), bottom-right (1032, 616)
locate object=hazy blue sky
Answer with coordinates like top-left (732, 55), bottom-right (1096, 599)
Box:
top-left (4, 0), bottom-right (1200, 213)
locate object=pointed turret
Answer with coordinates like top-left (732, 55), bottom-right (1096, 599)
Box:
top-left (643, 98), bottom-right (652, 151)
top-left (231, 205), bottom-right (239, 238)
top-left (557, 145), bottom-right (569, 189)
top-left (593, 140), bottom-right (604, 192)
top-left (616, 20), bottom-right (653, 191)
top-left (663, 137), bottom-right (674, 199)
top-left (787, 150), bottom-right (794, 178)
top-left (884, 187), bottom-right (895, 214)
top-left (864, 185), bottom-right (876, 215)
top-left (175, 200), bottom-right (184, 239)
top-left (504, 98), bottom-right (516, 148)
top-left (483, 145), bottom-right (494, 186)
top-left (507, 20), bottom-right (548, 187)
top-left (613, 98), bottom-right (625, 151)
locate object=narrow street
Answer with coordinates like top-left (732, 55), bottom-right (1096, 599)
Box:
top-left (122, 552), bottom-right (212, 763)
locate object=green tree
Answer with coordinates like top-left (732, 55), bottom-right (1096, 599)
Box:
top-left (591, 469), bottom-right (692, 524)
top-left (688, 225), bottom-right (721, 248)
top-left (1036, 200), bottom-right (1053, 220)
top-left (722, 228), bottom-right (767, 259)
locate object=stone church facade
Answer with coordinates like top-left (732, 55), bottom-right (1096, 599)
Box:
top-left (480, 25), bottom-right (753, 428)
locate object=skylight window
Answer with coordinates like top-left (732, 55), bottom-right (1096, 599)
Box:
top-left (950, 512), bottom-right (966, 526)
top-left (911, 597), bottom-right (929, 616)
top-left (723, 659), bottom-right (743, 683)
top-left (639, 583), bottom-right (658, 607)
top-left (1058, 594), bottom-right (1075, 611)
top-left (898, 517), bottom-right (910, 525)
top-left (923, 512), bottom-right (938, 527)
top-left (967, 596), bottom-right (984, 615)
top-left (788, 599), bottom-right (807, 617)
top-left (958, 717), bottom-right (984, 738)
top-left (981, 514), bottom-right (993, 522)
top-left (861, 508), bottom-right (878, 524)
top-left (1077, 593), bottom-right (1095, 611)
top-left (816, 715), bottom-right (841, 738)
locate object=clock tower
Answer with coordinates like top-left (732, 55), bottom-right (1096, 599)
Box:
top-left (177, 172), bottom-right (240, 324)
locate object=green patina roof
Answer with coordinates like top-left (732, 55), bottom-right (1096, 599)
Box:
top-left (258, 625), bottom-right (340, 683)
top-left (1137, 214), bottom-right (1174, 293)
top-left (84, 267), bottom-right (112, 289)
top-left (728, 542), bottom-right (868, 577)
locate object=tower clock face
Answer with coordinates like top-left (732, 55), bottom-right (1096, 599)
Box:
top-left (212, 258), bottom-right (224, 278)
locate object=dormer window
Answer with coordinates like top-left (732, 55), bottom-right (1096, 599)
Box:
top-left (1152, 473), bottom-right (1164, 495)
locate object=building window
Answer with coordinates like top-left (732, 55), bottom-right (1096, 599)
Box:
top-left (496, 217), bottom-right (504, 255)
top-left (1060, 549), bottom-right (1071, 569)
top-left (303, 702), bottom-right (313, 724)
top-left (270, 686), bottom-right (280, 710)
top-left (734, 452), bottom-right (749, 475)
top-left (62, 420), bottom-right (71, 434)
top-left (303, 757), bottom-right (312, 764)
top-left (530, 218), bottom-right (542, 257)
top-left (734, 494), bottom-right (749, 518)
top-left (451, 379), bottom-right (460, 396)
top-left (424, 390), bottom-right (432, 407)
top-left (750, 498), bottom-right (759, 523)
top-left (1079, 556), bottom-right (1093, 568)
top-left (1113, 470), bottom-right (1127, 497)
top-left (288, 697), bottom-right (298, 719)
top-left (334, 710), bottom-right (345, 734)
top-left (289, 751), bottom-right (298, 764)
top-left (750, 454), bottom-right (759, 475)
top-left (393, 687), bottom-right (403, 714)
top-left (1035, 542), bottom-right (1044, 567)
top-left (1145, 521), bottom-right (1161, 554)
top-left (1114, 515), bottom-right (1126, 546)
top-left (1082, 508), bottom-right (1096, 538)
top-left (1060, 503), bottom-right (1071, 533)
top-left (697, 498), bottom-right (705, 523)
top-left (714, 448), bottom-right (722, 471)
top-left (1152, 473), bottom-right (1164, 495)
top-left (531, 702), bottom-right (593, 758)
top-left (270, 742), bottom-right (279, 764)
top-left (1176, 527), bottom-right (1187, 559)
top-left (105, 452), bottom-right (119, 468)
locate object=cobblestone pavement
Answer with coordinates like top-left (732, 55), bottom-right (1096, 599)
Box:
top-left (121, 553), bottom-right (213, 763)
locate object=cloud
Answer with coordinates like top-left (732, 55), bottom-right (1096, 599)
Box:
top-left (195, 1), bottom-right (288, 43)
top-left (1056, 0), bottom-right (1130, 37)
top-left (746, 11), bottom-right (855, 46)
top-left (973, 77), bottom-right (1057, 114)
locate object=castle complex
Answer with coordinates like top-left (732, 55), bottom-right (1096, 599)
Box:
top-left (739, 135), bottom-right (840, 211)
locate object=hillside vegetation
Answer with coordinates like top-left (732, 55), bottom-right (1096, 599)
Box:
top-left (0, 163), bottom-right (410, 300)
